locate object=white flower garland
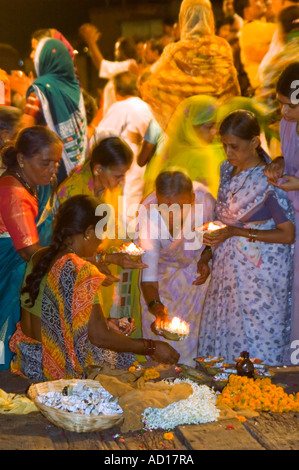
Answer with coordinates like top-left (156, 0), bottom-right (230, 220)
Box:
top-left (142, 379), bottom-right (220, 430)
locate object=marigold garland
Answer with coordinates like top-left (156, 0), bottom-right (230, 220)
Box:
top-left (217, 375), bottom-right (299, 413)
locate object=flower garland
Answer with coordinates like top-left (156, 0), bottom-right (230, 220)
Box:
top-left (217, 375), bottom-right (299, 413)
top-left (142, 379), bottom-right (220, 430)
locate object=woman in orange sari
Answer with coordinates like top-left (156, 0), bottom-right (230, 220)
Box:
top-left (0, 126), bottom-right (63, 370)
top-left (140, 0), bottom-right (240, 131)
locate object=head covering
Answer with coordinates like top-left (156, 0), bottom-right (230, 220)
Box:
top-left (162, 95), bottom-right (225, 198)
top-left (27, 38), bottom-right (87, 176)
top-left (167, 94), bottom-right (217, 147)
top-left (179, 0), bottom-right (215, 39)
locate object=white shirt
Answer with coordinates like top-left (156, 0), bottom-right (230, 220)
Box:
top-left (99, 59), bottom-right (137, 116)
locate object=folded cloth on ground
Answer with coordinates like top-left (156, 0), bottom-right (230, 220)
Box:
top-left (0, 388), bottom-right (38, 414)
top-left (93, 373), bottom-right (192, 433)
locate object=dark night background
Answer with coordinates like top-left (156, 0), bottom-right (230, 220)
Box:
top-left (0, 0), bottom-right (222, 93)
top-left (0, 0), bottom-right (222, 57)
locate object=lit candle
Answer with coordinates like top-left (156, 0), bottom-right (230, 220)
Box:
top-left (196, 221), bottom-right (226, 234)
top-left (119, 242), bottom-right (145, 256)
top-left (160, 316), bottom-right (190, 337)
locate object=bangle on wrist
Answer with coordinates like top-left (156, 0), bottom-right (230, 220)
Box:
top-left (148, 299), bottom-right (164, 310)
top-left (96, 251), bottom-right (106, 264)
top-left (142, 339), bottom-right (156, 356)
top-left (248, 228), bottom-right (259, 243)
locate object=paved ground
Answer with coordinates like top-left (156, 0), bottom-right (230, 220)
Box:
top-left (1, 367), bottom-right (299, 451)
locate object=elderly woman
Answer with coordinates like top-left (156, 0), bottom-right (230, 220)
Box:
top-left (198, 110), bottom-right (295, 366)
top-left (138, 170), bottom-right (215, 366)
top-left (140, 0), bottom-right (240, 131)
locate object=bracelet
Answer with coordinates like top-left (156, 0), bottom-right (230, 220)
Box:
top-left (143, 339), bottom-right (156, 356)
top-left (248, 228), bottom-right (259, 243)
top-left (96, 251), bottom-right (106, 264)
top-left (148, 299), bottom-right (163, 310)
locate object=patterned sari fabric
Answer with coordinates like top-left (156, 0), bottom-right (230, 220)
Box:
top-left (280, 119), bottom-right (299, 344)
top-left (198, 158), bottom-right (294, 366)
top-left (10, 254), bottom-right (135, 381)
top-left (0, 177), bottom-right (55, 370)
top-left (26, 38), bottom-right (87, 177)
top-left (57, 162), bottom-right (143, 339)
top-left (140, 36), bottom-right (240, 132)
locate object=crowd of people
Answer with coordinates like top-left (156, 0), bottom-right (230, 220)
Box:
top-left (0, 0), bottom-right (299, 381)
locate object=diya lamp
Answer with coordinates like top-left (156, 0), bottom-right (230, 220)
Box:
top-left (154, 316), bottom-right (190, 342)
top-left (118, 242), bottom-right (145, 260)
top-left (196, 221), bottom-right (227, 236)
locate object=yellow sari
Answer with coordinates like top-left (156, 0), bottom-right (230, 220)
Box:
top-left (140, 0), bottom-right (240, 131)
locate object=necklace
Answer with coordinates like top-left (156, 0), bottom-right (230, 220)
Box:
top-left (13, 170), bottom-right (38, 199)
top-left (230, 162), bottom-right (264, 197)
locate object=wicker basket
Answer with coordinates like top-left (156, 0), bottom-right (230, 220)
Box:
top-left (27, 379), bottom-right (123, 433)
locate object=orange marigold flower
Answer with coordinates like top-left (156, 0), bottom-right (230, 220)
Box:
top-left (164, 432), bottom-right (174, 440)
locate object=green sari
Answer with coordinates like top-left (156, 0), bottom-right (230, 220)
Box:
top-left (162, 95), bottom-right (226, 199)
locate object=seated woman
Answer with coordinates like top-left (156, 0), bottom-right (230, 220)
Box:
top-left (57, 134), bottom-right (146, 334)
top-left (138, 170), bottom-right (215, 366)
top-left (198, 110), bottom-right (295, 366)
top-left (9, 195), bottom-right (179, 381)
top-left (0, 126), bottom-right (62, 370)
top-left (162, 95), bottom-right (226, 199)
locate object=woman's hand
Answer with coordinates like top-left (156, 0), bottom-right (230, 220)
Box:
top-left (150, 341), bottom-right (180, 364)
top-left (203, 226), bottom-right (235, 247)
top-left (270, 174), bottom-right (299, 192)
top-left (193, 258), bottom-right (210, 285)
top-left (106, 252), bottom-right (148, 269)
top-left (107, 318), bottom-right (136, 336)
top-left (264, 156), bottom-right (285, 183)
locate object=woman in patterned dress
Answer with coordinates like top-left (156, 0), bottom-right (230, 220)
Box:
top-left (9, 195), bottom-right (179, 381)
top-left (197, 110), bottom-right (294, 366)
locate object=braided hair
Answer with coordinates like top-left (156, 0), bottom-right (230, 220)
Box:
top-left (22, 195), bottom-right (104, 307)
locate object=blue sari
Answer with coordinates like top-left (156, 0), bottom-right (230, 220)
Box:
top-left (0, 183), bottom-right (55, 370)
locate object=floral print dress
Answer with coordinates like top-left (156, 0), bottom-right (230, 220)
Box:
top-left (198, 158), bottom-right (294, 366)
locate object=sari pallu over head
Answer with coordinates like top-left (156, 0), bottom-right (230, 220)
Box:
top-left (139, 0), bottom-right (240, 131)
top-left (27, 38), bottom-right (87, 176)
top-left (162, 95), bottom-right (225, 198)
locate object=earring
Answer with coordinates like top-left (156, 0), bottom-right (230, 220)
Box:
top-left (19, 162), bottom-right (24, 168)
top-left (84, 236), bottom-right (90, 241)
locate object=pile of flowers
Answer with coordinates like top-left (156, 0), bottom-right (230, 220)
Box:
top-left (128, 362), bottom-right (160, 381)
top-left (142, 379), bottom-right (220, 430)
top-left (217, 375), bottom-right (299, 413)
